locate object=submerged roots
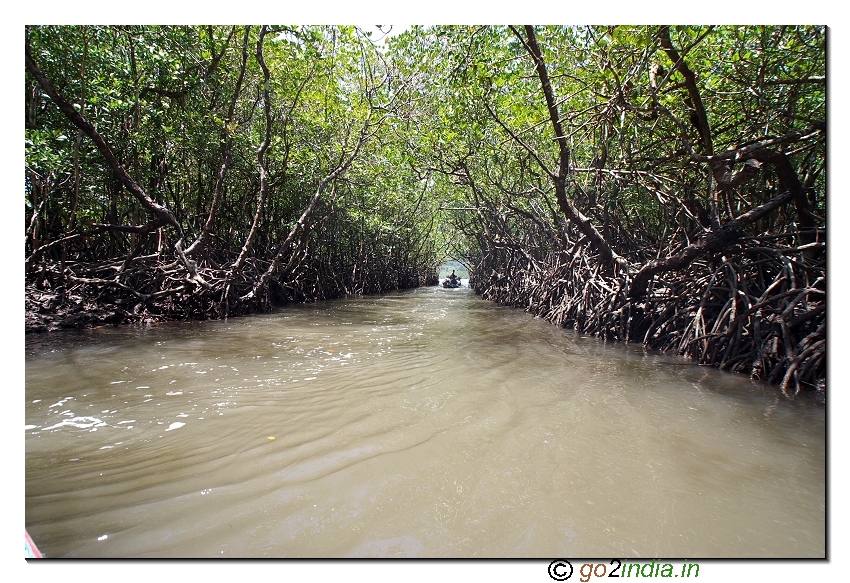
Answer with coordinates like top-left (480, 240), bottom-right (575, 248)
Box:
top-left (471, 235), bottom-right (825, 397)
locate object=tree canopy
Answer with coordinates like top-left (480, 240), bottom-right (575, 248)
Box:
top-left (25, 25), bottom-right (825, 394)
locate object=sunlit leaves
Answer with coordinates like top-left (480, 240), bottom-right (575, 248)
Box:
top-left (25, 24), bottom-right (824, 274)
top-left (377, 24), bottom-right (824, 259)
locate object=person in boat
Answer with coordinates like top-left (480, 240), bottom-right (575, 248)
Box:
top-left (449, 270), bottom-right (458, 284)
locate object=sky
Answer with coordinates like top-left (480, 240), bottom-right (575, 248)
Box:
top-left (360, 25), bottom-right (411, 43)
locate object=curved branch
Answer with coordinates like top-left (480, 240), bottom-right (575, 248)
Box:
top-left (628, 190), bottom-right (794, 298)
top-left (511, 25), bottom-right (625, 271)
top-left (658, 26), bottom-right (713, 156)
top-left (242, 106), bottom-right (378, 302)
top-left (25, 30), bottom-right (182, 235)
top-left (185, 26), bottom-right (251, 256)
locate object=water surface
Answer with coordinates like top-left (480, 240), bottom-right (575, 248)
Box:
top-left (25, 286), bottom-right (825, 557)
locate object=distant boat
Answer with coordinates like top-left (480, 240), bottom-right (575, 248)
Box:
top-left (442, 278), bottom-right (462, 288)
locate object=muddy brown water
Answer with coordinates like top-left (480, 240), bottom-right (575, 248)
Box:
top-left (25, 285), bottom-right (825, 558)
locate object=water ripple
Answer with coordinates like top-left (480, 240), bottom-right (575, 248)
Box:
top-left (26, 287), bottom-right (825, 558)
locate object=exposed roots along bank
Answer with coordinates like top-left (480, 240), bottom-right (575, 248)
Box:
top-left (470, 235), bottom-right (825, 397)
top-left (26, 243), bottom-right (439, 333)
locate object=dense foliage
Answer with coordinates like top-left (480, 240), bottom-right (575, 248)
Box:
top-left (389, 25), bottom-right (825, 394)
top-left (26, 25), bottom-right (443, 325)
top-left (25, 25), bottom-right (825, 394)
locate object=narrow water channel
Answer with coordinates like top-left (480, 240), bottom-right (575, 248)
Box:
top-left (25, 285), bottom-right (825, 558)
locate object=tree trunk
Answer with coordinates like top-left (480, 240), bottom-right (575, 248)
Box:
top-left (513, 25), bottom-right (625, 272)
